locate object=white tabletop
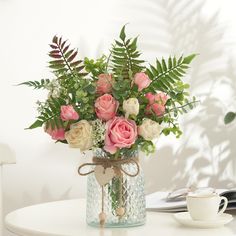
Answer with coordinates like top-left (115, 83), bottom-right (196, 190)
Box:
top-left (4, 199), bottom-right (236, 236)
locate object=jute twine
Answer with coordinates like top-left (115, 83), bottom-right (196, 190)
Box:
top-left (78, 157), bottom-right (140, 177)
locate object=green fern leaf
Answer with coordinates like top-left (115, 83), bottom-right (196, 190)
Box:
top-left (18, 79), bottom-right (50, 89)
top-left (110, 26), bottom-right (145, 79)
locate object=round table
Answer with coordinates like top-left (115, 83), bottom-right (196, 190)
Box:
top-left (4, 199), bottom-right (236, 236)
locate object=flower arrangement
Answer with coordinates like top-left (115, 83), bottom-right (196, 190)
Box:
top-left (20, 25), bottom-right (197, 157)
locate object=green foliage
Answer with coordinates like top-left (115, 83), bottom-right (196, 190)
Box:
top-left (49, 35), bottom-right (86, 79)
top-left (146, 54), bottom-right (197, 93)
top-left (84, 55), bottom-right (107, 77)
top-left (27, 97), bottom-right (67, 130)
top-left (110, 25), bottom-right (145, 79)
top-left (20, 25), bottom-right (198, 153)
top-left (112, 78), bottom-right (132, 103)
top-left (224, 112), bottom-right (236, 124)
top-left (140, 140), bottom-right (156, 155)
top-left (143, 54), bottom-right (198, 139)
top-left (18, 79), bottom-right (50, 89)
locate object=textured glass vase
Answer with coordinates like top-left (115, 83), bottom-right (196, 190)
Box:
top-left (86, 149), bottom-right (146, 227)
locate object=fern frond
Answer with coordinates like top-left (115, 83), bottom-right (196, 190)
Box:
top-left (147, 54), bottom-right (197, 93)
top-left (48, 36), bottom-right (86, 78)
top-left (110, 25), bottom-right (145, 79)
top-left (27, 97), bottom-right (67, 129)
top-left (18, 79), bottom-right (50, 89)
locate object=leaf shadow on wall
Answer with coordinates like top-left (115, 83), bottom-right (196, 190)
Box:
top-left (114, 0), bottom-right (236, 192)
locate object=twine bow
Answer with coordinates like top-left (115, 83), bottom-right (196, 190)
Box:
top-left (78, 157), bottom-right (140, 177)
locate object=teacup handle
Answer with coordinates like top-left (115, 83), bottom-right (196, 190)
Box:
top-left (218, 196), bottom-right (228, 216)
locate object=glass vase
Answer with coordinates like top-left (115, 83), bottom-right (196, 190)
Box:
top-left (86, 149), bottom-right (146, 227)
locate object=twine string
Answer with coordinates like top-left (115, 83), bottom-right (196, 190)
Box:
top-left (78, 157), bottom-right (140, 177)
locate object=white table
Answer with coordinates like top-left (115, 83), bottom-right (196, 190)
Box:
top-left (4, 199), bottom-right (236, 236)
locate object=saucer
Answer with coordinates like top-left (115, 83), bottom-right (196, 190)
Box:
top-left (173, 212), bottom-right (233, 228)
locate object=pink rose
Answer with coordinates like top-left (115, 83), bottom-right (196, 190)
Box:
top-left (45, 126), bottom-right (65, 140)
top-left (95, 94), bottom-right (119, 121)
top-left (104, 116), bottom-right (137, 154)
top-left (145, 92), bottom-right (168, 105)
top-left (145, 92), bottom-right (168, 116)
top-left (60, 105), bottom-right (79, 121)
top-left (155, 92), bottom-right (168, 105)
top-left (146, 103), bottom-right (165, 117)
top-left (96, 74), bottom-right (113, 94)
top-left (145, 92), bottom-right (156, 104)
top-left (134, 72), bottom-right (151, 91)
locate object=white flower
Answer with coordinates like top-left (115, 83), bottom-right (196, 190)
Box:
top-left (138, 118), bottom-right (161, 141)
top-left (91, 119), bottom-right (106, 148)
top-left (65, 120), bottom-right (93, 151)
top-left (123, 98), bottom-right (139, 118)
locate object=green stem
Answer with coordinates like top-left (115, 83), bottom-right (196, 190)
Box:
top-left (164, 100), bottom-right (200, 116)
top-left (122, 39), bottom-right (133, 77)
top-left (105, 50), bottom-right (113, 73)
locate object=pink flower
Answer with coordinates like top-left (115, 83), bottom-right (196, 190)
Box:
top-left (60, 105), bottom-right (79, 121)
top-left (45, 126), bottom-right (65, 140)
top-left (104, 116), bottom-right (137, 154)
top-left (145, 92), bottom-right (168, 105)
top-left (96, 74), bottom-right (113, 94)
top-left (134, 72), bottom-right (151, 91)
top-left (145, 92), bottom-right (168, 117)
top-left (145, 92), bottom-right (156, 104)
top-left (146, 103), bottom-right (166, 117)
top-left (95, 94), bottom-right (119, 121)
top-left (156, 92), bottom-right (168, 105)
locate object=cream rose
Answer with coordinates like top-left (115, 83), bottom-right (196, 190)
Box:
top-left (65, 120), bottom-right (93, 151)
top-left (138, 119), bottom-right (161, 141)
top-left (123, 98), bottom-right (139, 118)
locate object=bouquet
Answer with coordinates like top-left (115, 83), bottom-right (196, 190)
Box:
top-left (20, 25), bottom-right (198, 227)
top-left (20, 25), bottom-right (197, 157)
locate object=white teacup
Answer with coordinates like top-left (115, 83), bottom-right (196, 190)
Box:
top-left (186, 193), bottom-right (228, 221)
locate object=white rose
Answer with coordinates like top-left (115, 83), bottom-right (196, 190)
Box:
top-left (65, 120), bottom-right (93, 151)
top-left (123, 98), bottom-right (139, 118)
top-left (138, 119), bottom-right (161, 141)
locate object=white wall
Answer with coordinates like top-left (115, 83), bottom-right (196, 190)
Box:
top-left (1, 0), bottom-right (236, 235)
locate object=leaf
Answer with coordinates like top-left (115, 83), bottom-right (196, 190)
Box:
top-left (224, 112), bottom-right (236, 124)
top-left (49, 59), bottom-right (64, 64)
top-left (26, 120), bottom-right (44, 129)
top-left (115, 40), bottom-right (123, 47)
top-left (49, 44), bottom-right (57, 49)
top-left (68, 51), bottom-right (78, 62)
top-left (50, 50), bottom-right (60, 54)
top-left (75, 65), bottom-right (85, 72)
top-left (49, 54), bottom-right (61, 59)
top-left (120, 25), bottom-right (126, 41)
top-left (58, 37), bottom-right (62, 45)
top-left (183, 54), bottom-right (197, 64)
top-left (49, 63), bottom-right (65, 69)
top-left (61, 40), bottom-right (67, 49)
top-left (156, 59), bottom-right (163, 73)
top-left (63, 44), bottom-right (70, 53)
top-left (162, 58), bottom-right (167, 71)
top-left (65, 49), bottom-right (74, 58)
top-left (168, 56), bottom-right (172, 69)
top-left (70, 60), bottom-right (82, 67)
top-left (52, 35), bottom-right (58, 44)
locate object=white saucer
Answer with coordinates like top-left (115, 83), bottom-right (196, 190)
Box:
top-left (173, 212), bottom-right (233, 228)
